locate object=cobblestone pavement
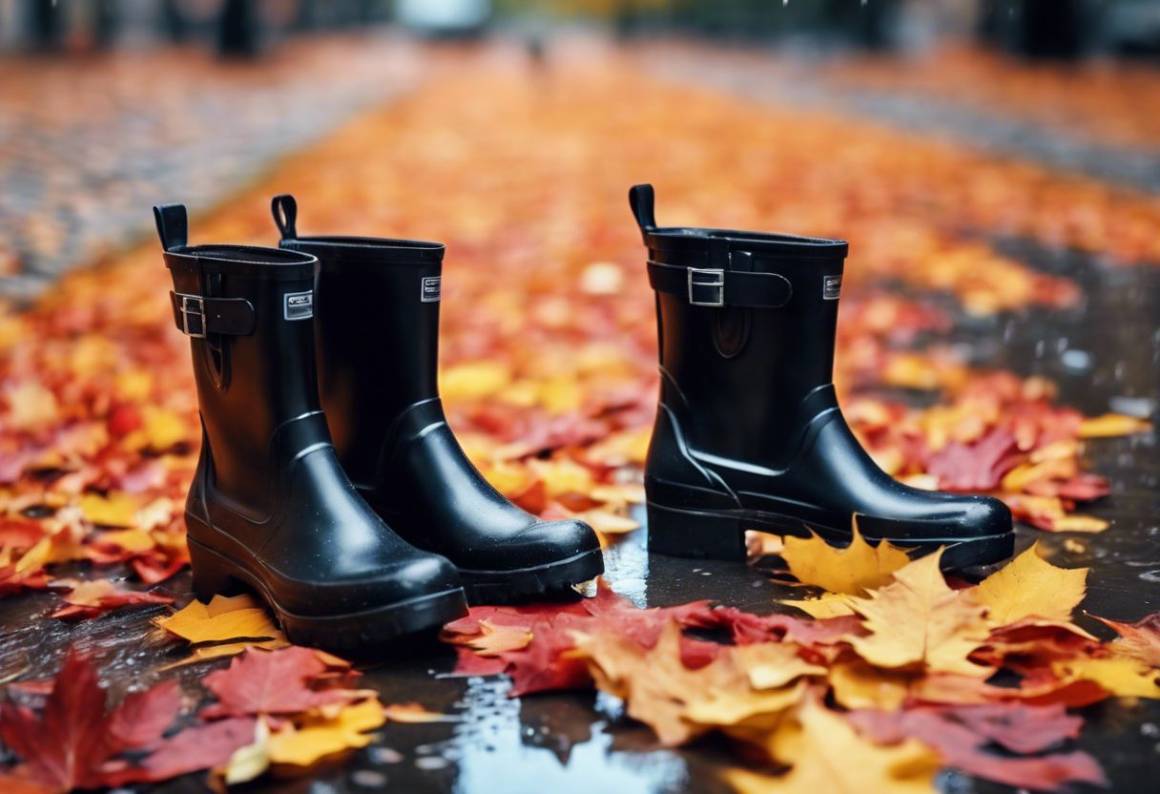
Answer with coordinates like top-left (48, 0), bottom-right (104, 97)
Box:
top-left (0, 32), bottom-right (424, 298)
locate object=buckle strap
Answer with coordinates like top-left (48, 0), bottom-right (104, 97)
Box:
top-left (647, 261), bottom-right (793, 308)
top-left (169, 291), bottom-right (256, 337)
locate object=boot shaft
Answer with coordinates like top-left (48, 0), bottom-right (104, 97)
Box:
top-left (156, 205), bottom-right (324, 509)
top-left (271, 195), bottom-right (445, 486)
top-left (630, 185), bottom-right (849, 465)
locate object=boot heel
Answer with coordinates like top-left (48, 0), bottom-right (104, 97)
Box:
top-left (646, 502), bottom-right (746, 561)
top-left (185, 527), bottom-right (242, 603)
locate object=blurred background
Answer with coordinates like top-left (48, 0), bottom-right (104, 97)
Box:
top-left (3, 0), bottom-right (1160, 56)
top-left (0, 0), bottom-right (1157, 298)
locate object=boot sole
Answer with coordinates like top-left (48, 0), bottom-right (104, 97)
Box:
top-left (646, 501), bottom-right (1014, 571)
top-left (187, 535), bottom-right (468, 651)
top-left (458, 548), bottom-right (605, 604)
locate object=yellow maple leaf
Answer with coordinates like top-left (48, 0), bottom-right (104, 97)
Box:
top-left (79, 492), bottom-right (142, 528)
top-left (440, 361), bottom-right (511, 401)
top-left (268, 700), bottom-right (386, 767)
top-left (94, 527), bottom-right (156, 553)
top-left (845, 552), bottom-right (992, 677)
top-left (975, 542), bottom-right (1087, 625)
top-left (1092, 615), bottom-right (1160, 669)
top-left (573, 622), bottom-right (810, 746)
top-left (829, 659), bottom-right (913, 711)
top-left (1052, 657), bottom-right (1160, 699)
top-left (223, 718), bottom-right (270, 785)
top-left (448, 619), bottom-right (532, 656)
top-left (154, 593), bottom-right (286, 648)
top-left (780, 521), bottom-right (910, 595)
top-left (159, 638), bottom-right (287, 671)
top-left (731, 643), bottom-right (826, 691)
top-left (725, 699), bottom-right (939, 794)
top-left (780, 592), bottom-right (855, 619)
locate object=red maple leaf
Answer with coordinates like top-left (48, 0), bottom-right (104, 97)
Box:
top-left (0, 518), bottom-right (44, 551)
top-left (926, 428), bottom-right (1022, 491)
top-left (682, 604), bottom-right (866, 646)
top-left (99, 717), bottom-right (257, 787)
top-left (200, 646), bottom-right (356, 719)
top-left (49, 579), bottom-right (174, 621)
top-left (1092, 612), bottom-right (1160, 667)
top-left (445, 587), bottom-right (800, 696)
top-left (0, 648), bottom-right (180, 792)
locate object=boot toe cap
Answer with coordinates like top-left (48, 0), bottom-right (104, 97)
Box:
top-left (459, 516), bottom-right (602, 572)
top-left (957, 495), bottom-right (1013, 538)
top-left (275, 552), bottom-right (463, 617)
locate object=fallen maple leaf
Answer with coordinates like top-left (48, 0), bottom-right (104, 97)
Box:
top-left (780, 521), bottom-right (910, 595)
top-left (101, 717), bottom-right (258, 787)
top-left (726, 698), bottom-right (940, 794)
top-left (200, 647), bottom-right (356, 719)
top-left (0, 648), bottom-right (181, 792)
top-left (829, 658), bottom-right (913, 710)
top-left (844, 552), bottom-right (992, 677)
top-left (781, 592), bottom-right (857, 619)
top-left (1051, 657), bottom-right (1160, 699)
top-left (49, 578), bottom-right (173, 620)
top-left (974, 542), bottom-right (1087, 626)
top-left (1092, 612), bottom-right (1160, 668)
top-left (443, 618), bottom-right (533, 655)
top-left (77, 493), bottom-right (142, 528)
top-left (153, 593), bottom-right (287, 657)
top-left (573, 621), bottom-right (814, 746)
top-left (925, 428), bottom-right (1021, 491)
top-left (267, 699), bottom-right (385, 767)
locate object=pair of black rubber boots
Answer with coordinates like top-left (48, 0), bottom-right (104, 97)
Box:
top-left (156, 196), bottom-right (603, 650)
top-left (160, 186), bottom-right (1013, 652)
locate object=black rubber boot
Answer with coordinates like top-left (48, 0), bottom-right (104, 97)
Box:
top-left (270, 195), bottom-right (604, 603)
top-left (155, 204), bottom-right (467, 650)
top-left (628, 185), bottom-right (1014, 571)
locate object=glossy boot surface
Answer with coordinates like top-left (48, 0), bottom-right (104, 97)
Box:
top-left (628, 184), bottom-right (1014, 570)
top-left (272, 195), bottom-right (604, 602)
top-left (156, 204), bottom-right (467, 650)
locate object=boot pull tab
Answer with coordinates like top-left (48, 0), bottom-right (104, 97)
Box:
top-left (628, 183), bottom-right (657, 238)
top-left (270, 194), bottom-right (298, 241)
top-left (152, 204), bottom-right (188, 252)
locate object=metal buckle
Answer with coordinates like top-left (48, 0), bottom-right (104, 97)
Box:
top-left (178, 294), bottom-right (206, 338)
top-left (687, 268), bottom-right (725, 307)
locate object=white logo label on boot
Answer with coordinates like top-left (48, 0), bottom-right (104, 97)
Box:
top-left (822, 275), bottom-right (842, 301)
top-left (284, 290), bottom-right (313, 320)
top-left (420, 276), bottom-right (442, 303)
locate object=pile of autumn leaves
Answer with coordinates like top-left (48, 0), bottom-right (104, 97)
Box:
top-left (445, 536), bottom-right (1160, 793)
top-left (4, 536), bottom-right (1158, 792)
top-left (0, 593), bottom-right (448, 792)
